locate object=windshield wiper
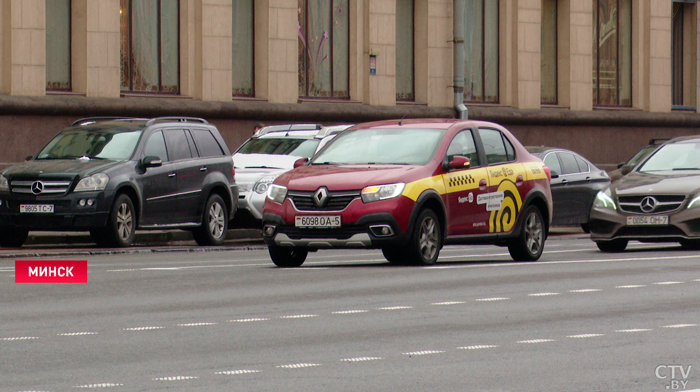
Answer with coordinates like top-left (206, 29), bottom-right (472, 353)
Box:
top-left (311, 161), bottom-right (336, 165)
top-left (672, 167), bottom-right (700, 171)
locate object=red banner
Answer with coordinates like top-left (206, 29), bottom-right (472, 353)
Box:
top-left (15, 260), bottom-right (88, 283)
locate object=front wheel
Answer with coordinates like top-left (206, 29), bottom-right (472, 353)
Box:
top-left (0, 229), bottom-right (28, 247)
top-left (95, 193), bottom-right (136, 247)
top-left (382, 247), bottom-right (406, 265)
top-left (193, 194), bottom-right (228, 246)
top-left (405, 209), bottom-right (441, 265)
top-left (596, 239), bottom-right (628, 252)
top-left (269, 245), bottom-right (308, 267)
top-left (508, 205), bottom-right (545, 261)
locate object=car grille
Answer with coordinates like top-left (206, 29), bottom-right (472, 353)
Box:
top-left (288, 190), bottom-right (360, 212)
top-left (11, 179), bottom-right (73, 196)
top-left (618, 195), bottom-right (685, 214)
top-left (281, 225), bottom-right (367, 240)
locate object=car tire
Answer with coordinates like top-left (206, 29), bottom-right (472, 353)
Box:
top-left (193, 194), bottom-right (228, 246)
top-left (508, 205), bottom-right (545, 261)
top-left (100, 193), bottom-right (136, 247)
top-left (580, 223), bottom-right (590, 233)
top-left (0, 229), bottom-right (28, 247)
top-left (382, 247), bottom-right (407, 265)
top-left (679, 239), bottom-right (700, 249)
top-left (405, 209), bottom-right (441, 265)
top-left (596, 239), bottom-right (628, 252)
top-left (268, 245), bottom-right (308, 267)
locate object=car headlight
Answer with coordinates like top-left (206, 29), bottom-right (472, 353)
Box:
top-left (361, 183), bottom-right (406, 203)
top-left (688, 195), bottom-right (700, 209)
top-left (74, 173), bottom-right (109, 192)
top-left (267, 184), bottom-right (287, 204)
top-left (254, 174), bottom-right (279, 194)
top-left (593, 189), bottom-right (616, 210)
top-left (0, 175), bottom-right (8, 192)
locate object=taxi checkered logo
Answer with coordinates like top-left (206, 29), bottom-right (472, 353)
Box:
top-left (448, 174), bottom-right (475, 188)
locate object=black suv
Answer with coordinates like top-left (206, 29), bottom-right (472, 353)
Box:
top-left (0, 117), bottom-right (238, 247)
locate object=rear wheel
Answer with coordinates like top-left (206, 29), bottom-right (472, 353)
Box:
top-left (193, 194), bottom-right (228, 246)
top-left (405, 209), bottom-right (441, 265)
top-left (96, 193), bottom-right (135, 247)
top-left (508, 205), bottom-right (545, 261)
top-left (0, 229), bottom-right (28, 247)
top-left (596, 239), bottom-right (628, 252)
top-left (268, 245), bottom-right (308, 267)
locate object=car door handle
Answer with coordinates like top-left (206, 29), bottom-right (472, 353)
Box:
top-left (561, 179), bottom-right (568, 185)
top-left (168, 173), bottom-right (176, 178)
top-left (585, 177), bottom-right (591, 182)
top-left (199, 166), bottom-right (208, 172)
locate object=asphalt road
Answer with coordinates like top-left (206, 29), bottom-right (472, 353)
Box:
top-left (2, 236), bottom-right (700, 392)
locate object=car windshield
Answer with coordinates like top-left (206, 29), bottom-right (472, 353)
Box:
top-left (625, 145), bottom-right (657, 167)
top-left (310, 127), bottom-right (446, 165)
top-left (36, 128), bottom-right (143, 160)
top-left (237, 138), bottom-right (321, 158)
top-left (638, 141), bottom-right (700, 172)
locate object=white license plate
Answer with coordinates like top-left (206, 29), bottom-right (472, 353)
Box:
top-left (626, 215), bottom-right (668, 226)
top-left (295, 215), bottom-right (341, 228)
top-left (20, 204), bottom-right (54, 213)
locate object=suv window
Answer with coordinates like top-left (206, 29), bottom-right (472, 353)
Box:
top-left (480, 128), bottom-right (515, 165)
top-left (144, 130), bottom-right (168, 161)
top-left (164, 129), bottom-right (192, 161)
top-left (192, 129), bottom-right (224, 157)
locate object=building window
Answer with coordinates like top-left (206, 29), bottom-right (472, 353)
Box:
top-left (120, 0), bottom-right (180, 94)
top-left (541, 0), bottom-right (557, 105)
top-left (233, 0), bottom-right (254, 97)
top-left (672, 0), bottom-right (696, 109)
top-left (298, 0), bottom-right (349, 99)
top-left (464, 0), bottom-right (499, 103)
top-left (46, 0), bottom-right (71, 91)
top-left (592, 0), bottom-right (631, 107)
top-left (396, 0), bottom-right (414, 102)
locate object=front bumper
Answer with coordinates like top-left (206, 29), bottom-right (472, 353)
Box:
top-left (0, 191), bottom-right (112, 231)
top-left (589, 205), bottom-right (700, 242)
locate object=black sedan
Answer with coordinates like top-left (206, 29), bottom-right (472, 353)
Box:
top-left (526, 147), bottom-right (611, 232)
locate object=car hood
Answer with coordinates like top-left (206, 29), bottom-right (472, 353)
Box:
top-left (233, 153), bottom-right (301, 170)
top-left (612, 171), bottom-right (700, 196)
top-left (236, 168), bottom-right (289, 187)
top-left (1, 159), bottom-right (124, 179)
top-left (275, 164), bottom-right (423, 191)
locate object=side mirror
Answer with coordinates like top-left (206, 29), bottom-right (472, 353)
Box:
top-left (621, 167), bottom-right (631, 175)
top-left (25, 155), bottom-right (33, 161)
top-left (442, 155), bottom-right (470, 171)
top-left (293, 157), bottom-right (309, 168)
top-left (141, 156), bottom-right (163, 169)
top-left (550, 170), bottom-right (560, 179)
top-left (617, 162), bottom-right (624, 169)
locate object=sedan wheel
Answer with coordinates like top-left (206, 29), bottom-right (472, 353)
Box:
top-left (406, 209), bottom-right (441, 265)
top-left (508, 205), bottom-right (545, 261)
top-left (193, 194), bottom-right (228, 246)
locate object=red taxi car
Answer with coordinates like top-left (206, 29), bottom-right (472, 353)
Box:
top-left (262, 119), bottom-right (553, 267)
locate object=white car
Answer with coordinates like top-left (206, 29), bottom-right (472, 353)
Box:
top-left (232, 124), bottom-right (352, 227)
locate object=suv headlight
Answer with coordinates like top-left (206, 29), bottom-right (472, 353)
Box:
top-left (361, 183), bottom-right (406, 203)
top-left (74, 173), bottom-right (109, 192)
top-left (254, 174), bottom-right (279, 194)
top-left (267, 184), bottom-right (287, 204)
top-left (593, 188), bottom-right (616, 210)
top-left (0, 175), bottom-right (8, 192)
top-left (688, 195), bottom-right (700, 209)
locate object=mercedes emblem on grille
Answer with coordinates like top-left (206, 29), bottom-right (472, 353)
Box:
top-left (313, 187), bottom-right (329, 207)
top-left (640, 196), bottom-right (657, 213)
top-left (31, 181), bottom-right (44, 195)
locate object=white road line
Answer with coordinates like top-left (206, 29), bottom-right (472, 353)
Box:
top-left (458, 345), bottom-right (499, 350)
top-left (57, 332), bottom-right (98, 336)
top-left (332, 310), bottom-right (369, 314)
top-left (569, 289), bottom-right (602, 293)
top-left (215, 370), bottom-right (261, 375)
top-left (74, 383), bottom-right (124, 388)
top-left (615, 329), bottom-right (652, 333)
top-left (432, 301), bottom-right (466, 306)
top-left (654, 281), bottom-right (684, 285)
top-left (1, 336), bottom-right (40, 341)
top-left (518, 339), bottom-right (555, 344)
top-left (616, 285), bottom-right (646, 289)
top-left (402, 350), bottom-right (445, 356)
top-left (177, 323), bottom-right (217, 327)
top-left (475, 297), bottom-right (510, 302)
top-left (152, 376), bottom-right (199, 381)
top-left (340, 357), bottom-right (383, 362)
top-left (662, 324), bottom-right (698, 328)
top-left (427, 254), bottom-right (700, 270)
top-left (123, 326), bottom-right (165, 331)
top-left (567, 334), bottom-right (605, 339)
top-left (528, 292), bottom-right (560, 297)
top-left (279, 314), bottom-right (317, 319)
top-left (377, 306), bottom-right (413, 310)
top-left (107, 269), bottom-right (137, 272)
top-left (276, 363), bottom-right (322, 369)
top-left (228, 318), bottom-right (270, 322)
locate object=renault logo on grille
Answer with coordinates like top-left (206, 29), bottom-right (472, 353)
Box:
top-left (31, 181), bottom-right (44, 195)
top-left (313, 187), bottom-right (329, 207)
top-left (640, 196), bottom-right (657, 213)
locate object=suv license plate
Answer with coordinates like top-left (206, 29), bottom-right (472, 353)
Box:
top-left (626, 215), bottom-right (668, 226)
top-left (295, 215), bottom-right (341, 228)
top-left (20, 204), bottom-right (54, 213)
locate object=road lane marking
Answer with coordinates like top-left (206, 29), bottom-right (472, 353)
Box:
top-left (567, 334), bottom-right (605, 338)
top-left (228, 318), bottom-right (270, 322)
top-left (1, 336), bottom-right (40, 341)
top-left (458, 345), bottom-right (499, 350)
top-left (616, 285), bottom-right (646, 289)
top-left (432, 301), bottom-right (466, 306)
top-left (569, 289), bottom-right (602, 293)
top-left (654, 281), bottom-right (684, 285)
top-left (123, 326), bottom-right (165, 331)
top-left (279, 314), bottom-right (318, 319)
top-left (57, 332), bottom-right (98, 336)
top-left (475, 297), bottom-right (509, 302)
top-left (340, 357), bottom-right (383, 362)
top-left (403, 350), bottom-right (445, 356)
top-left (74, 383), bottom-right (124, 388)
top-left (427, 254), bottom-right (700, 269)
top-left (215, 370), bottom-right (261, 375)
top-left (177, 323), bottom-right (217, 327)
top-left (662, 324), bottom-right (697, 328)
top-left (528, 292), bottom-right (560, 297)
top-left (377, 306), bottom-right (413, 310)
top-left (152, 376), bottom-right (199, 381)
top-left (615, 329), bottom-right (652, 333)
top-left (276, 363), bottom-right (321, 369)
top-left (332, 310), bottom-right (369, 314)
top-left (517, 339), bottom-right (555, 344)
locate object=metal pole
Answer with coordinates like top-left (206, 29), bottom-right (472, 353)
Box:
top-left (453, 0), bottom-right (468, 119)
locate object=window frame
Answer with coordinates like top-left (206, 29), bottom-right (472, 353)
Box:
top-left (541, 0), bottom-right (558, 105)
top-left (396, 0), bottom-right (415, 102)
top-left (592, 0), bottom-right (632, 107)
top-left (464, 0), bottom-right (500, 104)
top-left (46, 0), bottom-right (72, 92)
top-left (232, 0), bottom-right (255, 98)
top-left (671, 0), bottom-right (697, 111)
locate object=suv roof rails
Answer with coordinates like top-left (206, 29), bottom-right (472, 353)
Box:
top-left (71, 117), bottom-right (147, 127)
top-left (649, 138), bottom-right (671, 145)
top-left (255, 123), bottom-right (323, 137)
top-left (145, 117), bottom-right (209, 127)
top-left (315, 124), bottom-right (354, 138)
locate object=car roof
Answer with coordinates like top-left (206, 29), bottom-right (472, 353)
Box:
top-left (254, 123), bottom-right (323, 137)
top-left (256, 130), bottom-right (321, 139)
top-left (68, 117), bottom-right (212, 132)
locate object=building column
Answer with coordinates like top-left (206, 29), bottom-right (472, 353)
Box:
top-left (264, 0), bottom-right (297, 104)
top-left (365, 0), bottom-right (396, 106)
top-left (647, 0), bottom-right (672, 112)
top-left (559, 0), bottom-right (593, 111)
top-left (192, 0), bottom-right (233, 101)
top-left (500, 0), bottom-right (541, 109)
top-left (0, 0), bottom-right (45, 96)
top-left (414, 0), bottom-right (451, 108)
